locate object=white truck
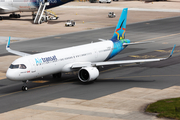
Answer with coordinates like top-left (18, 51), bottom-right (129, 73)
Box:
top-left (108, 12), bottom-right (116, 18)
top-left (65, 20), bottom-right (76, 27)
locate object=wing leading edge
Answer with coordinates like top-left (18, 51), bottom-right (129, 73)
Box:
top-left (72, 45), bottom-right (176, 68)
top-left (6, 37), bottom-right (31, 57)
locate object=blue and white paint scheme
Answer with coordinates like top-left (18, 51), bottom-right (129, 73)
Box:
top-left (6, 8), bottom-right (175, 91)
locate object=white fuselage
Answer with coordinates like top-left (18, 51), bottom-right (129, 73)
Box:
top-left (0, 0), bottom-right (72, 14)
top-left (0, 0), bottom-right (38, 13)
top-left (6, 40), bottom-right (114, 81)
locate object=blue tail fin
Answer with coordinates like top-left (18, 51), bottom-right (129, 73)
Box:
top-left (111, 8), bottom-right (128, 41)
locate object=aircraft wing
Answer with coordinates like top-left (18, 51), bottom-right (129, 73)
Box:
top-left (72, 45), bottom-right (176, 68)
top-left (0, 6), bottom-right (11, 10)
top-left (6, 37), bottom-right (31, 57)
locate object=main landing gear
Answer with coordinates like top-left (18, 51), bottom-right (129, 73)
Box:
top-left (22, 80), bottom-right (28, 91)
top-left (53, 73), bottom-right (61, 79)
top-left (0, 16), bottom-right (3, 20)
top-left (9, 13), bottom-right (21, 18)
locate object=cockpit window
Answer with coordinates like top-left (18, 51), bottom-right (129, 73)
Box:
top-left (9, 64), bottom-right (19, 69)
top-left (9, 64), bottom-right (26, 69)
top-left (20, 64), bottom-right (26, 69)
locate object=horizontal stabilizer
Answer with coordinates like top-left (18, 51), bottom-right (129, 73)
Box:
top-left (123, 41), bottom-right (154, 46)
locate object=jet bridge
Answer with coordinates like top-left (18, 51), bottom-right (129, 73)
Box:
top-left (34, 2), bottom-right (58, 24)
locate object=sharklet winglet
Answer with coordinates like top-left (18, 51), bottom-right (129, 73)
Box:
top-left (6, 36), bottom-right (11, 49)
top-left (160, 44), bottom-right (176, 60)
top-left (169, 44), bottom-right (176, 58)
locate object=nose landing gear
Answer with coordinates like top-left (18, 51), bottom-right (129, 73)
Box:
top-left (22, 80), bottom-right (28, 91)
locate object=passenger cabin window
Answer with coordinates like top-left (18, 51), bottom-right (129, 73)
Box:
top-left (9, 64), bottom-right (26, 69)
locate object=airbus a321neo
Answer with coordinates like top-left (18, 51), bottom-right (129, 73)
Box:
top-left (6, 8), bottom-right (176, 91)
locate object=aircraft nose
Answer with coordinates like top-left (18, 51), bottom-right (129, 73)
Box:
top-left (6, 69), bottom-right (17, 80)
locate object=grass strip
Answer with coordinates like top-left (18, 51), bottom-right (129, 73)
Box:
top-left (146, 97), bottom-right (180, 120)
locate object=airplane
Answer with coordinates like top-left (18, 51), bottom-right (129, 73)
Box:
top-left (6, 8), bottom-right (176, 91)
top-left (0, 0), bottom-right (73, 20)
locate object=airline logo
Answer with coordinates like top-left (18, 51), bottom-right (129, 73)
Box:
top-left (115, 28), bottom-right (126, 40)
top-left (35, 55), bottom-right (57, 64)
top-left (115, 19), bottom-right (126, 40)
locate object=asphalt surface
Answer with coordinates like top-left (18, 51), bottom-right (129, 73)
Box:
top-left (0, 16), bottom-right (180, 113)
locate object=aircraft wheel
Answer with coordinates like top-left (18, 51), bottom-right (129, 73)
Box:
top-left (9, 14), bottom-right (12, 18)
top-left (22, 86), bottom-right (28, 91)
top-left (15, 14), bottom-right (18, 18)
top-left (0, 16), bottom-right (2, 20)
top-left (22, 86), bottom-right (25, 91)
top-left (41, 17), bottom-right (45, 23)
top-left (24, 86), bottom-right (28, 91)
top-left (17, 14), bottom-right (21, 18)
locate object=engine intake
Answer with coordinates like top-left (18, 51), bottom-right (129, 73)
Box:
top-left (78, 67), bottom-right (99, 82)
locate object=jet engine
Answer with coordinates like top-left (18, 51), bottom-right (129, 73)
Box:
top-left (78, 67), bottom-right (99, 82)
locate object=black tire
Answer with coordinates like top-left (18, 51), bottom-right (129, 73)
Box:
top-left (0, 16), bottom-right (2, 20)
top-left (17, 14), bottom-right (21, 18)
top-left (22, 86), bottom-right (25, 91)
top-left (24, 86), bottom-right (28, 91)
top-left (9, 14), bottom-right (12, 18)
top-left (41, 17), bottom-right (44, 22)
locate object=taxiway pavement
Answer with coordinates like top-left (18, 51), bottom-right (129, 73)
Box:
top-left (0, 16), bottom-right (179, 115)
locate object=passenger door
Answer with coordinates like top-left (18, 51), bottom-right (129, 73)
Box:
top-left (29, 59), bottom-right (37, 76)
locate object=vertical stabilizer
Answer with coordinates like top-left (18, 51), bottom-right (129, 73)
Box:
top-left (111, 8), bottom-right (128, 41)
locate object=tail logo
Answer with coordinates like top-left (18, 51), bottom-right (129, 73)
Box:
top-left (115, 19), bottom-right (126, 40)
top-left (115, 28), bottom-right (126, 40)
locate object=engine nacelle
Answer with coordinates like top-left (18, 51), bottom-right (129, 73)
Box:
top-left (78, 67), bottom-right (99, 82)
